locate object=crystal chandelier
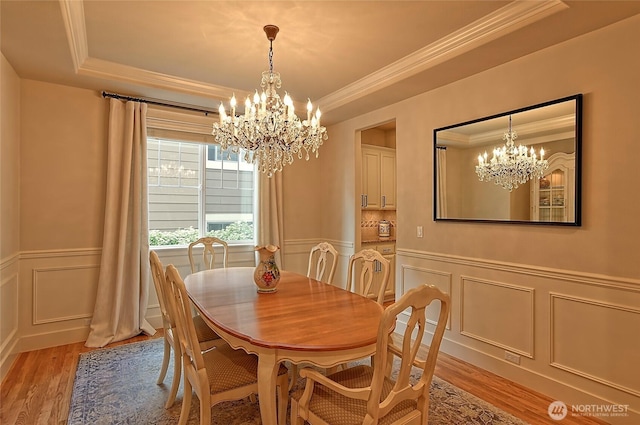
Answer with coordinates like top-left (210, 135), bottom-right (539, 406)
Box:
top-left (475, 115), bottom-right (549, 191)
top-left (212, 25), bottom-right (328, 177)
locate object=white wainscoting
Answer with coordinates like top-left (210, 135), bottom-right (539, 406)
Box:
top-left (460, 276), bottom-right (534, 358)
top-left (13, 245), bottom-right (257, 355)
top-left (0, 253), bottom-right (20, 381)
top-left (396, 248), bottom-right (640, 424)
top-left (550, 293), bottom-right (640, 397)
top-left (18, 248), bottom-right (102, 352)
top-left (32, 265), bottom-right (100, 325)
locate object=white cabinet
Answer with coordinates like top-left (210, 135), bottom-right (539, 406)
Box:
top-left (361, 242), bottom-right (395, 302)
top-left (361, 146), bottom-right (396, 210)
top-left (531, 152), bottom-right (575, 222)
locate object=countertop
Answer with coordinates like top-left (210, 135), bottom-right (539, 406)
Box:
top-left (361, 238), bottom-right (396, 244)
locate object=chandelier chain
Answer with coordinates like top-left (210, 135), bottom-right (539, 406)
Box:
top-left (268, 40), bottom-right (274, 74)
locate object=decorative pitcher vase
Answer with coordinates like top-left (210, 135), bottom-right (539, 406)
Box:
top-left (253, 245), bottom-right (281, 293)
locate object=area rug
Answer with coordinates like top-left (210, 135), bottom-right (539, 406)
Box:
top-left (69, 338), bottom-right (530, 425)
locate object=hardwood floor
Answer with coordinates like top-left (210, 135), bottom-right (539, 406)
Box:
top-left (0, 330), bottom-right (608, 425)
top-left (433, 353), bottom-right (608, 425)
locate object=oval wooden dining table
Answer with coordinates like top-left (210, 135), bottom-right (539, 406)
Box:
top-left (184, 267), bottom-right (384, 425)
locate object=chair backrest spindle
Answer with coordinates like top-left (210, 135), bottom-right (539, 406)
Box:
top-left (346, 248), bottom-right (390, 304)
top-left (306, 242), bottom-right (339, 284)
top-left (187, 237), bottom-right (229, 273)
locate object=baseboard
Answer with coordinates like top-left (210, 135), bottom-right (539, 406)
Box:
top-left (0, 331), bottom-right (19, 383)
top-left (15, 312), bottom-right (163, 354)
top-left (17, 326), bottom-right (90, 353)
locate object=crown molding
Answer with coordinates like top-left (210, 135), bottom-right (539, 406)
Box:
top-left (317, 0), bottom-right (568, 112)
top-left (79, 57), bottom-right (251, 101)
top-left (439, 114), bottom-right (576, 147)
top-left (59, 0), bottom-right (567, 111)
top-left (59, 0), bottom-right (88, 71)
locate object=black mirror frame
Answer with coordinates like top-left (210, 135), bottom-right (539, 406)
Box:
top-left (433, 93), bottom-right (583, 225)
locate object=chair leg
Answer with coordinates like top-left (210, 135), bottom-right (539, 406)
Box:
top-left (157, 336), bottom-right (171, 384)
top-left (178, 376), bottom-right (192, 425)
top-left (165, 342), bottom-right (182, 408)
top-left (200, 389), bottom-right (211, 425)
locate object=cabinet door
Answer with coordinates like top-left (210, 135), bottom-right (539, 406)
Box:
top-left (362, 149), bottom-right (381, 209)
top-left (380, 151), bottom-right (396, 209)
top-left (531, 152), bottom-right (575, 222)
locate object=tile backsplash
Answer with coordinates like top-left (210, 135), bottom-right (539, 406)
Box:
top-left (361, 210), bottom-right (396, 241)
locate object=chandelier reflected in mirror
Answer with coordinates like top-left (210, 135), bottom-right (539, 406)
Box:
top-left (212, 25), bottom-right (328, 177)
top-left (475, 115), bottom-right (548, 191)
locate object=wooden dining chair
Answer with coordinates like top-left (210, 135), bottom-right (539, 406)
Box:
top-left (164, 264), bottom-right (290, 425)
top-left (291, 283), bottom-right (451, 425)
top-left (187, 237), bottom-right (229, 273)
top-left (149, 251), bottom-right (223, 408)
top-left (346, 248), bottom-right (390, 305)
top-left (306, 241), bottom-right (339, 284)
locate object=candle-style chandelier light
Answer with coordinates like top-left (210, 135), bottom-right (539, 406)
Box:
top-left (212, 25), bottom-right (328, 177)
top-left (475, 115), bottom-right (549, 191)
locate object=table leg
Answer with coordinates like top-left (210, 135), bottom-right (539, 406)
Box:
top-left (257, 351), bottom-right (279, 425)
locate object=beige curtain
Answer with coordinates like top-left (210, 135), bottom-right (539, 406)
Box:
top-left (257, 172), bottom-right (284, 266)
top-left (437, 147), bottom-right (448, 218)
top-left (86, 99), bottom-right (155, 347)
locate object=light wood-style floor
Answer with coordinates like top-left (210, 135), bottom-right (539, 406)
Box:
top-left (0, 330), bottom-right (608, 425)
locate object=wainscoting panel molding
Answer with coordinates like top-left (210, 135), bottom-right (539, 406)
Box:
top-left (397, 248), bottom-right (640, 292)
top-left (550, 293), bottom-right (640, 397)
top-left (395, 248), bottom-right (640, 423)
top-left (460, 276), bottom-right (534, 358)
top-left (18, 248), bottom-right (103, 353)
top-left (32, 264), bottom-right (100, 325)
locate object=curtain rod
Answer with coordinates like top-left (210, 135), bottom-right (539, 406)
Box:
top-left (101, 91), bottom-right (217, 116)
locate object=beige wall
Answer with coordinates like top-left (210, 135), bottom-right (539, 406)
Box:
top-left (20, 81), bottom-right (108, 251)
top-left (0, 53), bottom-right (21, 378)
top-left (317, 14), bottom-right (640, 278)
top-left (1, 54), bottom-right (20, 259)
top-left (301, 15), bottom-right (640, 424)
top-left (13, 82), bottom-right (109, 355)
top-left (392, 19), bottom-right (640, 277)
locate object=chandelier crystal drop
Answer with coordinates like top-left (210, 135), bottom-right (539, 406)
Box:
top-left (212, 25), bottom-right (328, 177)
top-left (475, 115), bottom-right (549, 191)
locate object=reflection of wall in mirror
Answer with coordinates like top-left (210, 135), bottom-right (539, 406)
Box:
top-left (441, 138), bottom-right (574, 221)
top-left (447, 144), bottom-right (510, 220)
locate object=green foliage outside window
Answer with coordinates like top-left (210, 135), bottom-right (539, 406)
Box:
top-left (149, 221), bottom-right (254, 247)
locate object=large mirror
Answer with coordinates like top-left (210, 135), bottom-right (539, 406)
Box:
top-left (434, 94), bottom-right (582, 225)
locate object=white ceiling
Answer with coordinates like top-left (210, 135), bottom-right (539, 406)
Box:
top-left (2, 0), bottom-right (640, 124)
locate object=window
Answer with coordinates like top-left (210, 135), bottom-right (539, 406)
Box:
top-left (207, 144), bottom-right (238, 162)
top-left (147, 137), bottom-right (255, 247)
